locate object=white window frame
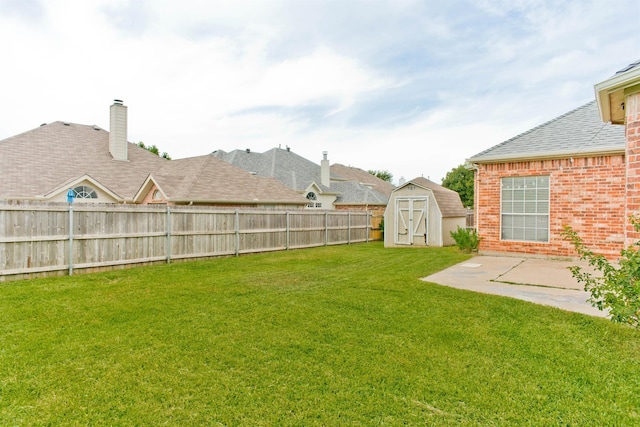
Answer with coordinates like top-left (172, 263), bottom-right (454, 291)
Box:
top-left (500, 176), bottom-right (549, 243)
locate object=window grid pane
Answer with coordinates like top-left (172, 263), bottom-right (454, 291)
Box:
top-left (500, 176), bottom-right (549, 243)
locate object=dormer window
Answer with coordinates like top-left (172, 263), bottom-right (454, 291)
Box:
top-left (306, 191), bottom-right (321, 208)
top-left (72, 185), bottom-right (97, 199)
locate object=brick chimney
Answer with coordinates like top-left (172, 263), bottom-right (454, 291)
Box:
top-left (109, 99), bottom-right (128, 161)
top-left (321, 151), bottom-right (330, 187)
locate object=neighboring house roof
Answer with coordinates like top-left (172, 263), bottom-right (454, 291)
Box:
top-left (0, 121), bottom-right (167, 201)
top-left (330, 163), bottom-right (395, 197)
top-left (0, 121), bottom-right (307, 206)
top-left (212, 147), bottom-right (390, 206)
top-left (399, 177), bottom-right (466, 218)
top-left (150, 155), bottom-right (308, 205)
top-left (467, 101), bottom-right (625, 163)
top-left (212, 148), bottom-right (334, 192)
top-left (330, 180), bottom-right (389, 206)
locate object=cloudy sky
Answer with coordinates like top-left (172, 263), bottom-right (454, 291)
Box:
top-left (1, 0), bottom-right (638, 184)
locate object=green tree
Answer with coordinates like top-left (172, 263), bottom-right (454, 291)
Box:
top-left (442, 164), bottom-right (474, 208)
top-left (368, 170), bottom-right (393, 182)
top-left (138, 142), bottom-right (171, 160)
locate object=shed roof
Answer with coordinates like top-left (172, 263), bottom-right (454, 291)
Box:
top-left (399, 177), bottom-right (466, 218)
top-left (467, 101), bottom-right (624, 163)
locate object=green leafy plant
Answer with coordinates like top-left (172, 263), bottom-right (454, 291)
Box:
top-left (562, 221), bottom-right (640, 328)
top-left (450, 226), bottom-right (480, 253)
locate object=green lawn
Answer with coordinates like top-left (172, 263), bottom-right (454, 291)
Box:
top-left (1, 243), bottom-right (639, 425)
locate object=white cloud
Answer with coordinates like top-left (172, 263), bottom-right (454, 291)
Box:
top-left (0, 0), bottom-right (638, 185)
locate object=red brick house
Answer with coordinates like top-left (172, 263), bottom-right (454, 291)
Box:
top-left (468, 61), bottom-right (640, 259)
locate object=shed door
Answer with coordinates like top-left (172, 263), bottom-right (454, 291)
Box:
top-left (395, 197), bottom-right (428, 245)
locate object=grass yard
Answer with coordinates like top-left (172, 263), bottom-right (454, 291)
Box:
top-left (1, 242), bottom-right (639, 425)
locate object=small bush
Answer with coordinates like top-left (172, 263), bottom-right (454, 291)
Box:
top-left (562, 221), bottom-right (640, 328)
top-left (450, 226), bottom-right (480, 253)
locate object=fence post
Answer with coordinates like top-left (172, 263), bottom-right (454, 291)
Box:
top-left (286, 211), bottom-right (290, 250)
top-left (366, 210), bottom-right (370, 243)
top-left (166, 206), bottom-right (172, 263)
top-left (325, 211), bottom-right (328, 246)
top-left (68, 205), bottom-right (74, 276)
top-left (348, 211), bottom-right (351, 245)
top-left (234, 210), bottom-right (240, 256)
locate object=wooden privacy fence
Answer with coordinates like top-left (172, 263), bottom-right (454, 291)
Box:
top-left (0, 201), bottom-right (383, 282)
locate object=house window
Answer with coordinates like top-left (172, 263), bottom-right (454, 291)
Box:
top-left (501, 176), bottom-right (549, 242)
top-left (306, 191), bottom-right (322, 208)
top-left (152, 189), bottom-right (162, 200)
top-left (72, 185), bottom-right (97, 199)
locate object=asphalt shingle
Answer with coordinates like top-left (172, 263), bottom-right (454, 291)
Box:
top-left (0, 122), bottom-right (307, 206)
top-left (467, 101), bottom-right (625, 163)
top-left (212, 147), bottom-right (390, 206)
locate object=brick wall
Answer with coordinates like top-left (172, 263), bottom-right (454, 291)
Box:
top-left (475, 155), bottom-right (626, 258)
top-left (626, 92), bottom-right (640, 245)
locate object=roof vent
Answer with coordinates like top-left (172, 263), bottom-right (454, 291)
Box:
top-left (286, 145), bottom-right (290, 152)
top-left (40, 123), bottom-right (46, 127)
top-left (92, 125), bottom-right (100, 131)
top-left (114, 99), bottom-right (123, 105)
top-left (63, 122), bottom-right (71, 126)
top-left (246, 148), bottom-right (250, 153)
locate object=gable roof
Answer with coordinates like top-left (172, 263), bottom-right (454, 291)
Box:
top-left (0, 121), bottom-right (168, 200)
top-left (467, 101), bottom-right (625, 163)
top-left (212, 147), bottom-right (335, 192)
top-left (330, 164), bottom-right (395, 197)
top-left (151, 155), bottom-right (308, 205)
top-left (0, 121), bottom-right (307, 206)
top-left (396, 177), bottom-right (466, 218)
top-left (212, 147), bottom-right (390, 206)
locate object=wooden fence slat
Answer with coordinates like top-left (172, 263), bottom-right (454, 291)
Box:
top-left (0, 201), bottom-right (383, 282)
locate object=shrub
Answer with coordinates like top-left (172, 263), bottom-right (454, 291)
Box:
top-left (450, 226), bottom-right (480, 253)
top-left (562, 221), bottom-right (640, 328)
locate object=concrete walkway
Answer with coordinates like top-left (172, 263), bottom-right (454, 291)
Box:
top-left (423, 256), bottom-right (607, 318)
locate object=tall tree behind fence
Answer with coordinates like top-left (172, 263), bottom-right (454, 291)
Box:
top-left (0, 201), bottom-right (382, 282)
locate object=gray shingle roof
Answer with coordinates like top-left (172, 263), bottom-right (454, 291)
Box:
top-left (467, 101), bottom-right (625, 163)
top-left (407, 177), bottom-right (466, 218)
top-left (212, 148), bottom-right (336, 191)
top-left (615, 59), bottom-right (640, 75)
top-left (212, 147), bottom-right (390, 206)
top-left (330, 163), bottom-right (395, 197)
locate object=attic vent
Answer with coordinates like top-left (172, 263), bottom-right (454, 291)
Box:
top-left (114, 99), bottom-right (123, 105)
top-left (63, 122), bottom-right (71, 126)
top-left (40, 123), bottom-right (46, 127)
top-left (92, 125), bottom-right (100, 131)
